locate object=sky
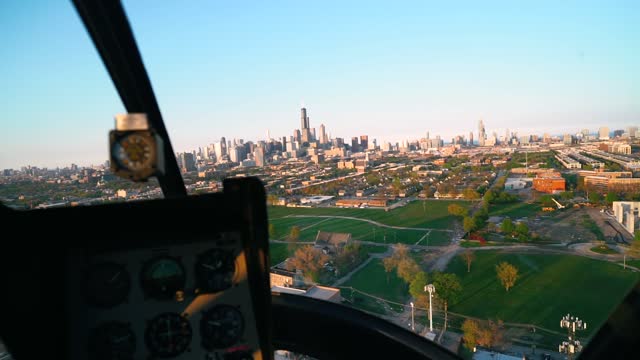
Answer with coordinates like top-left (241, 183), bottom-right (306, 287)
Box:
top-left (1, 0), bottom-right (639, 169)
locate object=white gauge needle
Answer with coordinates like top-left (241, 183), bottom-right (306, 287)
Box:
top-left (109, 272), bottom-right (121, 283)
top-left (208, 321), bottom-right (221, 326)
top-left (202, 263), bottom-right (216, 270)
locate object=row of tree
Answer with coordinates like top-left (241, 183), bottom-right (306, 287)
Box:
top-left (383, 244), bottom-right (463, 335)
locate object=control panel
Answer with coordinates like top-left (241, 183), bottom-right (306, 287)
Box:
top-left (65, 231), bottom-right (261, 360)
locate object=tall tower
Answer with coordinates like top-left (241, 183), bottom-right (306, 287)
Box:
top-left (319, 124), bottom-right (327, 144)
top-left (469, 132), bottom-right (474, 146)
top-left (300, 108), bottom-right (309, 129)
top-left (220, 137), bottom-right (227, 156)
top-left (478, 120), bottom-right (486, 146)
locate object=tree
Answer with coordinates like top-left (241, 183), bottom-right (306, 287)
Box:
top-left (539, 194), bottom-right (554, 207)
top-left (289, 226), bottom-right (300, 241)
top-left (287, 246), bottom-right (329, 282)
top-left (392, 177), bottom-right (404, 194)
top-left (448, 203), bottom-right (469, 217)
top-left (588, 192), bottom-right (602, 204)
top-left (461, 319), bottom-right (480, 350)
top-left (383, 256), bottom-right (396, 284)
top-left (496, 262), bottom-right (519, 291)
top-left (606, 191), bottom-right (619, 204)
top-left (288, 226), bottom-right (301, 253)
top-left (268, 223), bottom-right (276, 240)
top-left (460, 250), bottom-right (475, 273)
top-left (397, 257), bottom-right (420, 283)
top-left (463, 216), bottom-right (477, 233)
top-left (366, 173), bottom-right (380, 186)
top-left (483, 190), bottom-right (495, 205)
top-left (267, 194), bottom-right (279, 205)
top-left (515, 222), bottom-right (529, 236)
top-left (462, 188), bottom-right (481, 200)
top-left (433, 272), bottom-right (462, 339)
top-left (462, 319), bottom-right (506, 351)
top-left (473, 213), bottom-right (487, 231)
top-left (382, 243), bottom-right (410, 283)
top-left (409, 271), bottom-right (429, 308)
top-left (335, 243), bottom-right (363, 275)
top-left (500, 218), bottom-right (514, 234)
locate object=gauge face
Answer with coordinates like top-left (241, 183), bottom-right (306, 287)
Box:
top-left (86, 262), bottom-right (131, 308)
top-left (195, 249), bottom-right (236, 293)
top-left (113, 133), bottom-right (155, 171)
top-left (145, 312), bottom-right (192, 358)
top-left (200, 305), bottom-right (244, 350)
top-left (88, 321), bottom-right (136, 360)
top-left (140, 256), bottom-right (186, 300)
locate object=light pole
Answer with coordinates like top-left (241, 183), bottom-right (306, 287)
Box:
top-left (559, 313), bottom-right (587, 360)
top-left (425, 284), bottom-right (435, 332)
top-left (410, 302), bottom-right (415, 332)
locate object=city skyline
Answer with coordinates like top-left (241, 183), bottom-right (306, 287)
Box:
top-left (2, 1), bottom-right (639, 169)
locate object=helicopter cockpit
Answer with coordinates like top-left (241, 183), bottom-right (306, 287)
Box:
top-left (1, 1), bottom-right (639, 360)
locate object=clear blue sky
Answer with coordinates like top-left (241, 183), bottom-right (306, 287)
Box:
top-left (1, 0), bottom-right (639, 169)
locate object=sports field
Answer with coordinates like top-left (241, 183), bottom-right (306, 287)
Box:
top-left (268, 200), bottom-right (469, 246)
top-left (446, 251), bottom-right (640, 337)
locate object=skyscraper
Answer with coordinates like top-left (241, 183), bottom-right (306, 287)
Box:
top-left (599, 127), bottom-right (610, 140)
top-left (254, 146), bottom-right (265, 167)
top-left (478, 120), bottom-right (486, 146)
top-left (469, 132), bottom-right (473, 146)
top-left (319, 124), bottom-right (327, 144)
top-left (351, 137), bottom-right (359, 152)
top-left (360, 135), bottom-right (368, 151)
top-left (300, 108), bottom-right (309, 129)
top-left (219, 137), bottom-right (227, 157)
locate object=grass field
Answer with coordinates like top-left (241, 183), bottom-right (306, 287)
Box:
top-left (446, 251), bottom-right (640, 337)
top-left (268, 200), bottom-right (467, 246)
top-left (343, 258), bottom-right (409, 306)
top-left (489, 202), bottom-right (540, 219)
top-left (268, 200), bottom-right (471, 229)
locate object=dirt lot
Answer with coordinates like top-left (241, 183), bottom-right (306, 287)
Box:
top-left (529, 208), bottom-right (617, 244)
top-left (584, 207), bottom-right (633, 244)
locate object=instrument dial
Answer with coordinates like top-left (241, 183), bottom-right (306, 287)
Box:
top-left (195, 249), bottom-right (236, 293)
top-left (145, 312), bottom-right (192, 358)
top-left (112, 133), bottom-right (155, 171)
top-left (200, 305), bottom-right (244, 350)
top-left (88, 321), bottom-right (136, 360)
top-left (86, 262), bottom-right (131, 308)
top-left (140, 256), bottom-right (186, 300)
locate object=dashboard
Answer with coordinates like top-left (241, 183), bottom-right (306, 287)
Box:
top-left (65, 231), bottom-right (260, 360)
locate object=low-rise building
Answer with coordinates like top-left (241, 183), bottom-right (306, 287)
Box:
top-left (271, 285), bottom-right (342, 303)
top-left (314, 231), bottom-right (352, 254)
top-left (532, 172), bottom-right (565, 193)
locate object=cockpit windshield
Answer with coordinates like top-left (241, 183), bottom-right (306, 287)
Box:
top-left (2, 1), bottom-right (640, 359)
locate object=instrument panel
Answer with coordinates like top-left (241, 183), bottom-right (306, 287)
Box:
top-left (65, 231), bottom-right (260, 360)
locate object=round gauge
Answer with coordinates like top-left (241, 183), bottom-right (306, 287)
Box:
top-left (200, 305), bottom-right (244, 350)
top-left (86, 262), bottom-right (131, 308)
top-left (112, 133), bottom-right (155, 172)
top-left (145, 312), bottom-right (192, 358)
top-left (140, 256), bottom-right (186, 300)
top-left (88, 321), bottom-right (136, 360)
top-left (195, 249), bottom-right (236, 293)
